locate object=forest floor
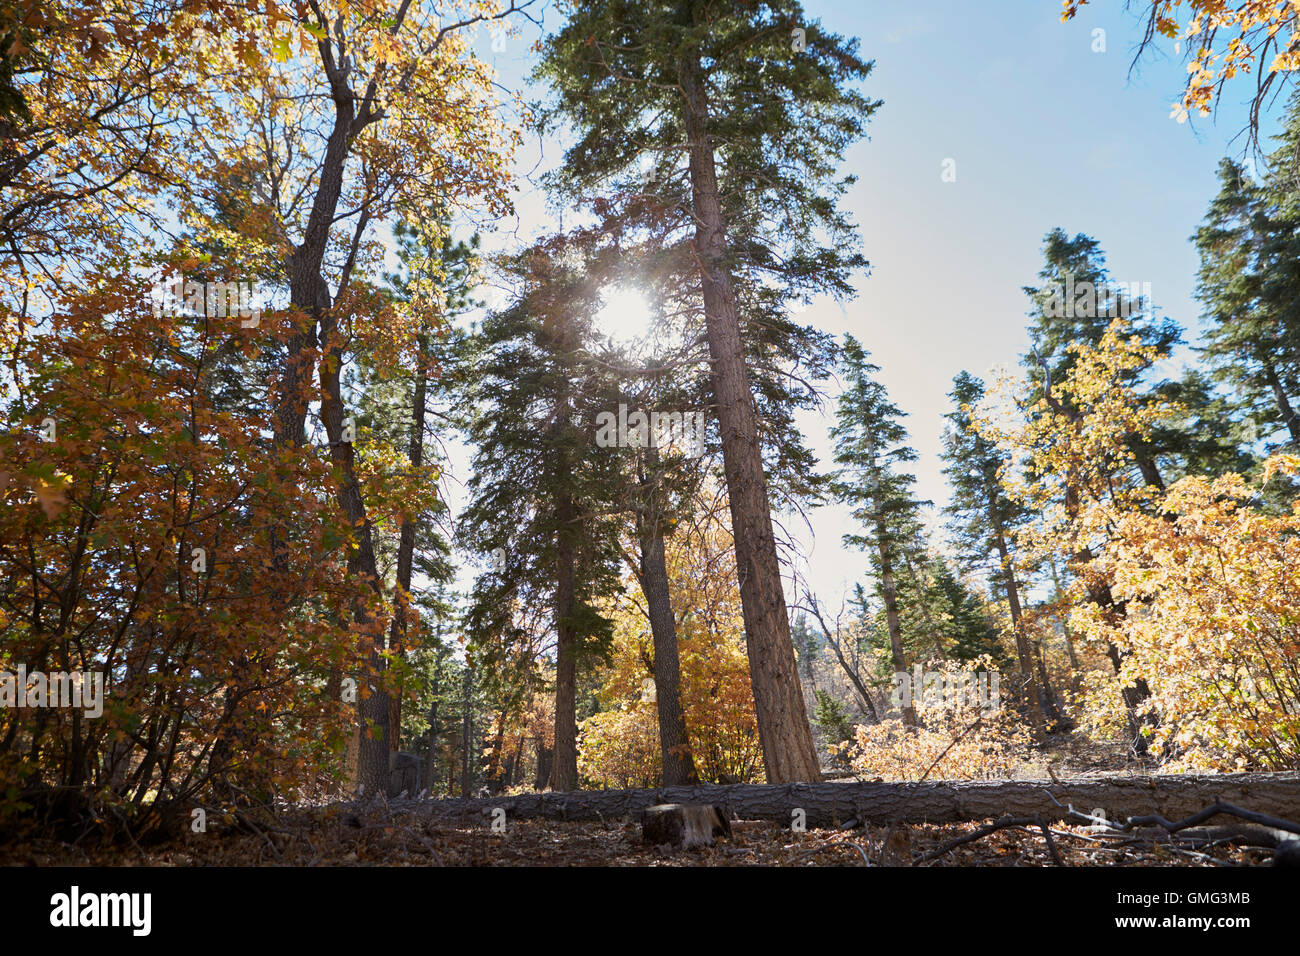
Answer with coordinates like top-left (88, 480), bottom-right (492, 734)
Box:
top-left (4, 808), bottom-right (1279, 867)
top-left (3, 736), bottom-right (1290, 866)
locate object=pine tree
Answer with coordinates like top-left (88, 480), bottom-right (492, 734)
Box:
top-left (812, 689), bottom-right (853, 763)
top-left (1194, 130), bottom-right (1300, 448)
top-left (534, 0), bottom-right (881, 782)
top-left (1023, 228), bottom-right (1182, 489)
top-left (941, 371), bottom-right (1047, 736)
top-left (357, 215), bottom-right (478, 750)
top-left (791, 611), bottom-right (821, 684)
top-left (830, 336), bottom-right (929, 725)
top-left (459, 245), bottom-right (625, 791)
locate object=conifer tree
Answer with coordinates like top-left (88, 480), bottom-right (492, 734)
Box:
top-left (830, 336), bottom-right (928, 725)
top-left (534, 0), bottom-right (880, 781)
top-left (942, 371), bottom-right (1048, 736)
top-left (460, 245), bottom-right (625, 791)
top-left (1194, 114), bottom-right (1300, 449)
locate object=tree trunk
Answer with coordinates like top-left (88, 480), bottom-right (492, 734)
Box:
top-left (1064, 474), bottom-right (1152, 753)
top-left (638, 500), bottom-right (699, 786)
top-left (1263, 356), bottom-right (1300, 445)
top-left (807, 604), bottom-right (879, 723)
top-left (319, 309), bottom-right (389, 795)
top-left (387, 332), bottom-right (429, 756)
top-left (549, 491), bottom-right (580, 791)
top-left (268, 71), bottom-right (390, 794)
top-left (874, 521), bottom-right (916, 727)
top-left (460, 665), bottom-right (473, 799)
top-left (534, 742), bottom-right (553, 791)
top-left (484, 708), bottom-right (507, 794)
top-left (992, 527), bottom-right (1046, 739)
top-left (425, 696), bottom-right (439, 795)
top-left (677, 44), bottom-right (820, 784)
top-left (423, 773), bottom-right (1300, 830)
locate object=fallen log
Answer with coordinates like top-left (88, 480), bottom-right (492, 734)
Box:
top-left (414, 772), bottom-right (1300, 830)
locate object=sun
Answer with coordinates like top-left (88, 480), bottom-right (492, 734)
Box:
top-left (595, 285), bottom-right (656, 346)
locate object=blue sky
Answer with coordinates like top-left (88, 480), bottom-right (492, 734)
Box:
top-left (444, 0), bottom-right (1283, 608)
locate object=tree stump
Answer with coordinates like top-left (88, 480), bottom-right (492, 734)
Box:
top-left (641, 803), bottom-right (732, 849)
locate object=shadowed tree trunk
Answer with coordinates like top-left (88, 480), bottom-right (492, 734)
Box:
top-left (549, 488), bottom-right (580, 791)
top-left (992, 529), bottom-right (1047, 740)
top-left (638, 504), bottom-right (699, 787)
top-left (678, 39), bottom-right (820, 784)
top-left (461, 665), bottom-right (473, 799)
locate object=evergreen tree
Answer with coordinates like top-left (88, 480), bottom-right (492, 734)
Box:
top-left (941, 371), bottom-right (1048, 735)
top-left (791, 611), bottom-right (821, 684)
top-left (534, 0), bottom-right (881, 782)
top-left (1023, 228), bottom-right (1182, 489)
top-left (830, 336), bottom-right (929, 724)
top-left (355, 216), bottom-right (479, 749)
top-left (1194, 128), bottom-right (1300, 448)
top-left (459, 245), bottom-right (625, 791)
top-left (812, 689), bottom-right (853, 764)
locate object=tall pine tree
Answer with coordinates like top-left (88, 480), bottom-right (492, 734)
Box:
top-left (534, 0), bottom-right (880, 781)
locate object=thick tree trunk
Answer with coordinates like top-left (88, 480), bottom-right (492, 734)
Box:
top-left (638, 506), bottom-right (699, 786)
top-left (319, 313), bottom-right (389, 796)
top-left (549, 491), bottom-right (580, 791)
top-left (423, 773), bottom-right (1300, 830)
top-left (678, 47), bottom-right (820, 784)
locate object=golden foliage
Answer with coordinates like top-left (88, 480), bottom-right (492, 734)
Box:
top-left (840, 659), bottom-right (1032, 781)
top-left (1074, 457), bottom-right (1300, 769)
top-left (578, 513), bottom-right (764, 787)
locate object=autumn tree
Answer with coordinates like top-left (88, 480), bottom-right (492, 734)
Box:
top-left (0, 269), bottom-right (363, 831)
top-left (171, 0), bottom-right (531, 794)
top-left (1072, 454), bottom-right (1300, 770)
top-left (579, 504), bottom-right (763, 787)
top-left (975, 318), bottom-right (1176, 753)
top-left (1061, 0), bottom-right (1300, 137)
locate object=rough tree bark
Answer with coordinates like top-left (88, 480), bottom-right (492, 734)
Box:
top-left (425, 774), bottom-right (1300, 830)
top-left (678, 39), bottom-right (820, 784)
top-left (638, 506), bottom-right (700, 787)
top-left (549, 486), bottom-right (579, 791)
